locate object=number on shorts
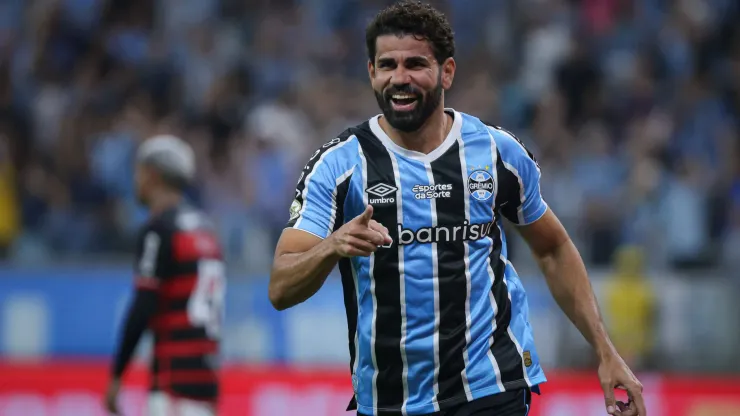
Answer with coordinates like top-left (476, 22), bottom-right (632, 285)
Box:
top-left (187, 260), bottom-right (226, 339)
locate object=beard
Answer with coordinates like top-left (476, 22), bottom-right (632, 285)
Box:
top-left (374, 76), bottom-right (443, 133)
top-left (136, 189), bottom-right (148, 206)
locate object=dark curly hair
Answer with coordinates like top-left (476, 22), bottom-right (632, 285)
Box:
top-left (365, 1), bottom-right (455, 65)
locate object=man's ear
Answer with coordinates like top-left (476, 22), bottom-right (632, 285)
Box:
top-left (440, 57), bottom-right (456, 90)
top-left (368, 60), bottom-right (376, 80)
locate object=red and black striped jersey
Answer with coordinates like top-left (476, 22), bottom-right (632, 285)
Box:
top-left (134, 204), bottom-right (225, 402)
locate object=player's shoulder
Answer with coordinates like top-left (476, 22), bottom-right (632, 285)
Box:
top-left (313, 127), bottom-right (357, 153)
top-left (456, 110), bottom-right (494, 135)
top-left (302, 126), bottom-right (361, 179)
top-left (462, 114), bottom-right (538, 164)
top-left (137, 213), bottom-right (170, 240)
top-left (457, 111), bottom-right (521, 146)
top-left (138, 205), bottom-right (214, 238)
top-left (459, 114), bottom-right (521, 147)
top-left (133, 215), bottom-right (169, 259)
top-left (172, 206), bottom-right (216, 232)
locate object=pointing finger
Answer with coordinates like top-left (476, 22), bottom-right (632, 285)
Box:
top-left (356, 205), bottom-right (373, 225)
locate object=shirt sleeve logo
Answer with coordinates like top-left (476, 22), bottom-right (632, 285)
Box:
top-left (523, 350), bottom-right (533, 367)
top-left (289, 199), bottom-right (302, 221)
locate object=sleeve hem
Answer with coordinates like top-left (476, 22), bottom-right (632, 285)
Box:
top-left (285, 224), bottom-right (327, 240)
top-left (512, 203), bottom-right (549, 227)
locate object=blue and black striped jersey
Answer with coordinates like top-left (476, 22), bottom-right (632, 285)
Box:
top-left (286, 109), bottom-right (547, 416)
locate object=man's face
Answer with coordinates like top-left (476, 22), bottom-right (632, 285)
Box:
top-left (369, 35), bottom-right (455, 132)
top-left (134, 163), bottom-right (152, 206)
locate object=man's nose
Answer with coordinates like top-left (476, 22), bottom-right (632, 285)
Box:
top-left (390, 67), bottom-right (412, 85)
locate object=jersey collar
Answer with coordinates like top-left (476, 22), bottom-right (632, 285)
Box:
top-left (369, 108), bottom-right (463, 164)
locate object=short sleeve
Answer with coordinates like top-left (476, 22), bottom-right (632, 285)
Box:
top-left (133, 224), bottom-right (167, 290)
top-left (490, 126), bottom-right (548, 226)
top-left (286, 135), bottom-right (355, 239)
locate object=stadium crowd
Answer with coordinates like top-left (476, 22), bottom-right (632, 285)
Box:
top-left (0, 0), bottom-right (737, 275)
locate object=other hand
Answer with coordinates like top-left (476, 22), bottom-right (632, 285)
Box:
top-left (330, 205), bottom-right (392, 257)
top-left (599, 353), bottom-right (646, 416)
top-left (103, 378), bottom-right (121, 415)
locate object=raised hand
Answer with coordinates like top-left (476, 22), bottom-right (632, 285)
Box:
top-left (329, 205), bottom-right (393, 257)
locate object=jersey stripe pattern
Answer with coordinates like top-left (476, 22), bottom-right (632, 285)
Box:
top-left (136, 206), bottom-right (225, 402)
top-left (286, 110), bottom-right (547, 415)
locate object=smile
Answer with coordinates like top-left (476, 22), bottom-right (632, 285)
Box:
top-left (389, 94), bottom-right (418, 111)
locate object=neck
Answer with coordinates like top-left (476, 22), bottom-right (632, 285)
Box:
top-left (147, 190), bottom-right (183, 216)
top-left (380, 105), bottom-right (452, 154)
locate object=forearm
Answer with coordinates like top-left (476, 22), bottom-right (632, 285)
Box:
top-left (269, 237), bottom-right (341, 310)
top-left (535, 238), bottom-right (616, 359)
top-left (111, 290), bottom-right (157, 378)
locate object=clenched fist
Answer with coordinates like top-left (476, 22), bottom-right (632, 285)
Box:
top-left (329, 205), bottom-right (392, 257)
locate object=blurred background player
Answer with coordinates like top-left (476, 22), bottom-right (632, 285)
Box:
top-left (105, 135), bottom-right (226, 416)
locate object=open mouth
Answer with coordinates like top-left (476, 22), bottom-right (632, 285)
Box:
top-left (389, 93), bottom-right (419, 111)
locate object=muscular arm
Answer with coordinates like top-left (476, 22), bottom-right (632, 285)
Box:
top-left (495, 125), bottom-right (644, 414)
top-left (271, 134), bottom-right (390, 311)
top-left (268, 229), bottom-right (341, 311)
top-left (517, 210), bottom-right (617, 360)
top-left (270, 205), bottom-right (389, 311)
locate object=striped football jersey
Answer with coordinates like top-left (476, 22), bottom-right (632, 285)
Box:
top-left (287, 109), bottom-right (547, 415)
top-left (134, 205), bottom-right (225, 403)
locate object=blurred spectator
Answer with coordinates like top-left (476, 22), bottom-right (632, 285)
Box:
top-left (722, 141), bottom-right (740, 270)
top-left (573, 121), bottom-right (626, 265)
top-left (0, 130), bottom-right (19, 254)
top-left (603, 245), bottom-right (657, 370)
top-left (0, 0), bottom-right (735, 277)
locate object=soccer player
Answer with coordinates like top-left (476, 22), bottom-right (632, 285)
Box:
top-left (105, 135), bottom-right (226, 416)
top-left (269, 2), bottom-right (646, 416)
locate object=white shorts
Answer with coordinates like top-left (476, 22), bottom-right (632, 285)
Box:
top-left (148, 392), bottom-right (216, 416)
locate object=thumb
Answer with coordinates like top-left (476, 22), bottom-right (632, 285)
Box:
top-left (602, 384), bottom-right (618, 415)
top-left (356, 205), bottom-right (373, 225)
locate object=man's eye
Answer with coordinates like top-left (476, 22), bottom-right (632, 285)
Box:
top-left (405, 60), bottom-right (427, 69)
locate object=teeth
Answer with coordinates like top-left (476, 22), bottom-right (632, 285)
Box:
top-left (392, 94), bottom-right (415, 100)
